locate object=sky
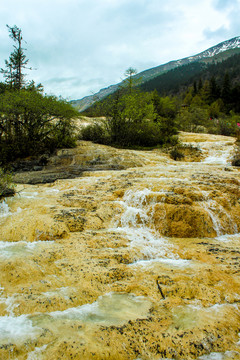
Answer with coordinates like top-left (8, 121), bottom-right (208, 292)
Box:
top-left (0, 0), bottom-right (239, 101)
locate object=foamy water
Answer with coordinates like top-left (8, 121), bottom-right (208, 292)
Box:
top-left (198, 351), bottom-right (240, 359)
top-left (0, 314), bottom-right (41, 343)
top-left (27, 345), bottom-right (48, 360)
top-left (172, 302), bottom-right (240, 332)
top-left (42, 286), bottom-right (76, 301)
top-left (0, 201), bottom-right (11, 218)
top-left (216, 233), bottom-right (240, 242)
top-left (201, 141), bottom-right (234, 166)
top-left (48, 292), bottom-right (151, 326)
top-left (112, 189), bottom-right (191, 267)
top-left (0, 292), bottom-right (151, 344)
top-left (0, 240), bottom-right (54, 259)
top-left (0, 134), bottom-right (239, 358)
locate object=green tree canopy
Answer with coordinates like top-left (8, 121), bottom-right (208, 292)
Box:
top-left (0, 89), bottom-right (78, 164)
top-left (0, 25), bottom-right (79, 165)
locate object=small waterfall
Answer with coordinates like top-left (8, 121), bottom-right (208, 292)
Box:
top-left (113, 189), bottom-right (190, 267)
top-left (0, 201), bottom-right (11, 218)
top-left (0, 286), bottom-right (18, 317)
top-left (201, 199), bottom-right (223, 237)
top-left (200, 141), bottom-right (234, 166)
top-left (0, 284), bottom-right (40, 343)
top-left (199, 190), bottom-right (238, 237)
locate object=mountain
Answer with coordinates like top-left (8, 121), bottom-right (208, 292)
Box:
top-left (140, 50), bottom-right (240, 96)
top-left (71, 36), bottom-right (240, 112)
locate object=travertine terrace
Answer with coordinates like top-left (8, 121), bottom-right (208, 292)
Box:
top-left (0, 133), bottom-right (240, 359)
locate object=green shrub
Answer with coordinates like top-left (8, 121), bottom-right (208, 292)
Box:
top-left (0, 90), bottom-right (78, 165)
top-left (80, 122), bottom-right (111, 144)
top-left (0, 168), bottom-right (15, 199)
top-left (170, 146), bottom-right (184, 161)
top-left (80, 119), bottom-right (177, 148)
top-left (169, 143), bottom-right (202, 161)
top-left (80, 72), bottom-right (179, 149)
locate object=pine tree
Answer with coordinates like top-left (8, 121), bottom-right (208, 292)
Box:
top-left (209, 76), bottom-right (220, 102)
top-left (0, 25), bottom-right (29, 89)
top-left (221, 72), bottom-right (231, 105)
top-left (123, 67), bottom-right (138, 94)
top-left (198, 78), bottom-right (203, 92)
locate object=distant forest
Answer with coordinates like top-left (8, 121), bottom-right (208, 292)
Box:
top-left (84, 53), bottom-right (240, 116)
top-left (140, 53), bottom-right (240, 112)
top-left (81, 53), bottom-right (240, 147)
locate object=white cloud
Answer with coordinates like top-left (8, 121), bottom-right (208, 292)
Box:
top-left (0, 0), bottom-right (239, 100)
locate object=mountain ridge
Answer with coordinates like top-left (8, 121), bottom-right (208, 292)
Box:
top-left (71, 36), bottom-right (240, 112)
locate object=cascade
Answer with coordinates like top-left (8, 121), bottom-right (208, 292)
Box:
top-left (113, 189), bottom-right (191, 267)
top-left (0, 132), bottom-right (240, 359)
top-left (0, 201), bottom-right (11, 218)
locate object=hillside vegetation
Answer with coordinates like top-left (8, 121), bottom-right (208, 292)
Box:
top-left (81, 53), bottom-right (240, 144)
top-left (80, 68), bottom-right (178, 148)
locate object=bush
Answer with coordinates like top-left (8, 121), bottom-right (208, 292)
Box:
top-left (208, 114), bottom-right (239, 136)
top-left (169, 144), bottom-right (202, 161)
top-left (0, 168), bottom-right (15, 199)
top-left (0, 90), bottom-right (78, 165)
top-left (80, 122), bottom-right (111, 144)
top-left (170, 146), bottom-right (184, 160)
top-left (80, 75), bottom-right (179, 149)
top-left (80, 119), bottom-right (177, 148)
top-left (176, 106), bottom-right (210, 132)
top-left (119, 120), bottom-right (163, 147)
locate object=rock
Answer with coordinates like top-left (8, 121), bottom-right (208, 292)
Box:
top-left (152, 203), bottom-right (216, 238)
top-left (12, 141), bottom-right (149, 184)
top-left (54, 209), bottom-right (86, 232)
top-left (1, 132), bottom-right (240, 360)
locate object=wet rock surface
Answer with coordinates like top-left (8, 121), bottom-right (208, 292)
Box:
top-left (12, 140), bottom-right (150, 184)
top-left (0, 132), bottom-right (240, 359)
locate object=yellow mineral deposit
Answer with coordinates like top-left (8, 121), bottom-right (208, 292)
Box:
top-left (0, 132), bottom-right (240, 359)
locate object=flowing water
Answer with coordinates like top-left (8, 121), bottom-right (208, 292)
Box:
top-left (0, 133), bottom-right (240, 359)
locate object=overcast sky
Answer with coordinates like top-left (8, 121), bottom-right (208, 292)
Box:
top-left (0, 0), bottom-right (239, 100)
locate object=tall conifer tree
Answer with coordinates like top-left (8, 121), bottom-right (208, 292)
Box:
top-left (0, 25), bottom-right (29, 89)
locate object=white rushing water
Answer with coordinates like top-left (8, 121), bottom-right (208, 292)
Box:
top-left (199, 140), bottom-right (234, 166)
top-left (27, 345), bottom-right (48, 360)
top-left (0, 200), bottom-right (11, 218)
top-left (0, 292), bottom-right (152, 344)
top-left (112, 189), bottom-right (191, 268)
top-left (0, 240), bottom-right (54, 259)
top-left (0, 285), bottom-right (18, 317)
top-left (198, 351), bottom-right (240, 359)
top-left (0, 135), bottom-right (239, 357)
top-left (0, 199), bottom-right (22, 220)
top-left (0, 314), bottom-right (41, 343)
top-left (48, 292), bottom-right (152, 326)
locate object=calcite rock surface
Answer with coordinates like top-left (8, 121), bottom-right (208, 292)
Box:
top-left (0, 132), bottom-right (240, 360)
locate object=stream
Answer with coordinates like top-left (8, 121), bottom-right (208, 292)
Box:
top-left (0, 133), bottom-right (240, 359)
